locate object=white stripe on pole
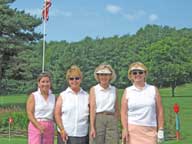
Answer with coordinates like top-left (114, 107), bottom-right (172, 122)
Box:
top-left (42, 19), bottom-right (46, 72)
top-left (42, 3), bottom-right (46, 72)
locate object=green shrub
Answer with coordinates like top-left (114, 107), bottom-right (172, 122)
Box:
top-left (0, 112), bottom-right (28, 131)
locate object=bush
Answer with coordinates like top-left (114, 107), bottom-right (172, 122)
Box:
top-left (0, 111), bottom-right (28, 131)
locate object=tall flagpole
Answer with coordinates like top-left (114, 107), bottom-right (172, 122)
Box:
top-left (42, 0), bottom-right (51, 72)
top-left (42, 16), bottom-right (46, 72)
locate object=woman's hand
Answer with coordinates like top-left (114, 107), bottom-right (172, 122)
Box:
top-left (90, 128), bottom-right (96, 139)
top-left (37, 124), bottom-right (45, 134)
top-left (60, 129), bottom-right (68, 142)
top-left (122, 129), bottom-right (128, 144)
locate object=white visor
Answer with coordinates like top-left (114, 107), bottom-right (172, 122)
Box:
top-left (96, 68), bottom-right (112, 74)
top-left (130, 66), bottom-right (145, 71)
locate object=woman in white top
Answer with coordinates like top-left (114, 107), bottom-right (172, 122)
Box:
top-left (89, 64), bottom-right (119, 144)
top-left (121, 62), bottom-right (164, 144)
top-left (55, 65), bottom-right (89, 144)
top-left (26, 72), bottom-right (55, 144)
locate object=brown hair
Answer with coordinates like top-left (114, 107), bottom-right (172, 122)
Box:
top-left (37, 71), bottom-right (52, 82)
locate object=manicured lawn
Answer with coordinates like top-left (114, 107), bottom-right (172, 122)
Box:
top-left (0, 137), bottom-right (27, 144)
top-left (0, 83), bottom-right (192, 143)
top-left (159, 83), bottom-right (192, 97)
top-left (0, 137), bottom-right (57, 144)
top-left (0, 94), bottom-right (28, 105)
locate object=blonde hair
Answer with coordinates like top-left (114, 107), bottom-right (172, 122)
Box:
top-left (128, 62), bottom-right (148, 81)
top-left (94, 64), bottom-right (116, 82)
top-left (66, 65), bottom-right (82, 80)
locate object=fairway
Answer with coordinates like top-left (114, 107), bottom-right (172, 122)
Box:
top-left (0, 137), bottom-right (57, 144)
top-left (0, 83), bottom-right (192, 143)
top-left (0, 137), bottom-right (27, 144)
top-left (0, 94), bottom-right (28, 105)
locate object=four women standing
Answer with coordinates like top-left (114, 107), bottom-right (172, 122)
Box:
top-left (27, 62), bottom-right (164, 144)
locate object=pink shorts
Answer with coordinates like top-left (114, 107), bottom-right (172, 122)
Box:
top-left (28, 121), bottom-right (54, 144)
top-left (128, 124), bottom-right (157, 144)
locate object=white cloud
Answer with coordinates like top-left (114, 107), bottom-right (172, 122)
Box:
top-left (106, 4), bottom-right (121, 14)
top-left (149, 14), bottom-right (159, 22)
top-left (123, 10), bottom-right (146, 21)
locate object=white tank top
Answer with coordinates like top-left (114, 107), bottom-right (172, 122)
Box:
top-left (60, 87), bottom-right (89, 137)
top-left (95, 84), bottom-right (116, 113)
top-left (126, 84), bottom-right (157, 127)
top-left (33, 89), bottom-right (55, 120)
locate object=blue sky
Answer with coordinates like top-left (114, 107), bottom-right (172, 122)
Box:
top-left (11, 0), bottom-right (192, 42)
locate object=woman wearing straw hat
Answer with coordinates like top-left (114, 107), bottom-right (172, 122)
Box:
top-left (89, 64), bottom-right (119, 144)
top-left (121, 62), bottom-right (164, 144)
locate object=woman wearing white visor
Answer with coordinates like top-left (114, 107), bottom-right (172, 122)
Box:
top-left (121, 62), bottom-right (164, 144)
top-left (89, 64), bottom-right (119, 144)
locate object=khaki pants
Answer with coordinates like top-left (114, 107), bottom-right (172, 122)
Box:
top-left (90, 114), bottom-right (119, 144)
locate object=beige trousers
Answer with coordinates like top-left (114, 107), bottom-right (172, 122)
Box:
top-left (90, 114), bottom-right (119, 144)
top-left (127, 124), bottom-right (157, 144)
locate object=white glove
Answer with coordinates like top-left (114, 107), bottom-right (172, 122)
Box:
top-left (157, 129), bottom-right (164, 143)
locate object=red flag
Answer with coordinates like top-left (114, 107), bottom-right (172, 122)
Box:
top-left (42, 0), bottom-right (52, 21)
top-left (8, 117), bottom-right (14, 124)
top-left (173, 103), bottom-right (179, 113)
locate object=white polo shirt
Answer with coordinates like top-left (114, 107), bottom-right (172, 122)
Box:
top-left (33, 89), bottom-right (55, 120)
top-left (60, 87), bottom-right (89, 137)
top-left (126, 83), bottom-right (157, 127)
top-left (94, 84), bottom-right (116, 113)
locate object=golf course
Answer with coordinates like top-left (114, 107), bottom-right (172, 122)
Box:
top-left (0, 83), bottom-right (191, 144)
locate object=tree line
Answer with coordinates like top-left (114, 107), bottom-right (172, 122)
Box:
top-left (0, 0), bottom-right (192, 96)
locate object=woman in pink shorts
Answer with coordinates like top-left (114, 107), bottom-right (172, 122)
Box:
top-left (121, 62), bottom-right (164, 144)
top-left (26, 72), bottom-right (55, 144)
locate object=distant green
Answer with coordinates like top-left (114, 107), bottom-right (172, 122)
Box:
top-left (0, 94), bottom-right (27, 105)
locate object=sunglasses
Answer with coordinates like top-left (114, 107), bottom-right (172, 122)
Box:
top-left (69, 77), bottom-right (80, 81)
top-left (131, 70), bottom-right (145, 75)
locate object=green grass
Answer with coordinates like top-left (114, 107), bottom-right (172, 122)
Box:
top-left (0, 94), bottom-right (28, 105)
top-left (0, 83), bottom-right (192, 143)
top-left (161, 97), bottom-right (192, 144)
top-left (0, 137), bottom-right (27, 144)
top-left (159, 83), bottom-right (192, 97)
top-left (0, 137), bottom-right (57, 144)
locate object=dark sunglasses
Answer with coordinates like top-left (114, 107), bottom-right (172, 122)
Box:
top-left (131, 70), bottom-right (145, 75)
top-left (69, 77), bottom-right (80, 81)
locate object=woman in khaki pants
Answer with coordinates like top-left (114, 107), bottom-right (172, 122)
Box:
top-left (89, 64), bottom-right (119, 144)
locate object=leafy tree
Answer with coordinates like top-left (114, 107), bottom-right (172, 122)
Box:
top-left (0, 0), bottom-right (42, 94)
top-left (141, 35), bottom-right (192, 96)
